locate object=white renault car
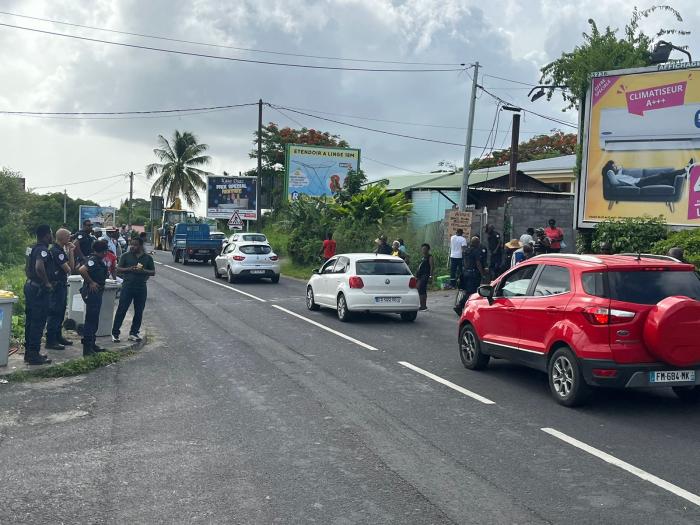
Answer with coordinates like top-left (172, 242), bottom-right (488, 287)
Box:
top-left (223, 232), bottom-right (268, 248)
top-left (214, 241), bottom-right (281, 283)
top-left (306, 254), bottom-right (420, 322)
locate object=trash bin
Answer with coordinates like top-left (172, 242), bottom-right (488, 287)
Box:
top-left (66, 275), bottom-right (85, 331)
top-left (97, 279), bottom-right (121, 337)
top-left (0, 294), bottom-right (19, 368)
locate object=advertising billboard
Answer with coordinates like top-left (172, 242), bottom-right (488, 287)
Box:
top-left (79, 206), bottom-right (116, 230)
top-left (206, 175), bottom-right (257, 220)
top-left (578, 63), bottom-right (700, 228)
top-left (285, 144), bottom-right (361, 200)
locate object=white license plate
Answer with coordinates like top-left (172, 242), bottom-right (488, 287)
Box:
top-left (375, 297), bottom-right (401, 303)
top-left (649, 370), bottom-right (695, 383)
top-left (250, 270), bottom-right (266, 274)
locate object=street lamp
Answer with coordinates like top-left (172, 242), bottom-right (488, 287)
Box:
top-left (527, 85), bottom-right (568, 102)
top-left (649, 40), bottom-right (692, 64)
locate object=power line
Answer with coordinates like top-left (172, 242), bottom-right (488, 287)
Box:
top-left (0, 102), bottom-right (258, 117)
top-left (483, 74), bottom-right (539, 87)
top-left (31, 172), bottom-right (134, 190)
top-left (362, 156), bottom-right (426, 174)
top-left (0, 22), bottom-right (465, 73)
top-left (477, 86), bottom-right (577, 129)
top-left (0, 10), bottom-right (464, 67)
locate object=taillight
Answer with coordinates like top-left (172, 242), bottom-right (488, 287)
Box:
top-left (584, 307), bottom-right (636, 325)
top-left (269, 255), bottom-right (279, 261)
top-left (348, 276), bottom-right (364, 289)
top-left (592, 368), bottom-right (618, 378)
top-left (409, 277), bottom-right (417, 289)
top-left (232, 255), bottom-right (245, 261)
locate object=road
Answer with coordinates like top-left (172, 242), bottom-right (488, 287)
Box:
top-left (1, 250), bottom-right (699, 524)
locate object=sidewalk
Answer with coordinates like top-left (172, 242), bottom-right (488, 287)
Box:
top-left (0, 311), bottom-right (147, 378)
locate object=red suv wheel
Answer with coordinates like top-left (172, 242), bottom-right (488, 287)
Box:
top-left (547, 347), bottom-right (591, 407)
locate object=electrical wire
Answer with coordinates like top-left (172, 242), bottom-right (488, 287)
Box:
top-left (362, 156), bottom-right (426, 174)
top-left (31, 172), bottom-right (132, 190)
top-left (83, 178), bottom-right (126, 200)
top-left (483, 74), bottom-right (539, 87)
top-left (0, 10), bottom-right (465, 67)
top-left (477, 86), bottom-right (577, 129)
top-left (0, 22), bottom-right (465, 73)
top-left (0, 102), bottom-right (258, 117)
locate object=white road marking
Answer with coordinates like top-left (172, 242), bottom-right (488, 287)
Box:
top-left (541, 427), bottom-right (700, 507)
top-left (397, 361), bottom-right (495, 405)
top-left (271, 305), bottom-right (378, 351)
top-left (160, 263), bottom-right (267, 303)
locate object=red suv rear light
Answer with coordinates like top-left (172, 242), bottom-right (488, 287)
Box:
top-left (269, 255), bottom-right (279, 261)
top-left (232, 255), bottom-right (245, 261)
top-left (583, 307), bottom-right (636, 325)
top-left (592, 368), bottom-right (618, 378)
top-left (348, 276), bottom-right (364, 289)
top-left (409, 277), bottom-right (417, 289)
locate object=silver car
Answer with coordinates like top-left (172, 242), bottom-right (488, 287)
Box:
top-left (214, 241), bottom-right (281, 283)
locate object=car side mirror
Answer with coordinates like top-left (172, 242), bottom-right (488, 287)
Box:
top-left (478, 285), bottom-right (495, 305)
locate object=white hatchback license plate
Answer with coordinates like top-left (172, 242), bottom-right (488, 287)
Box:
top-left (250, 270), bottom-right (266, 274)
top-left (375, 297), bottom-right (401, 303)
top-left (649, 370), bottom-right (695, 383)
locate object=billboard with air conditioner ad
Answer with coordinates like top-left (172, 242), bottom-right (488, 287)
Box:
top-left (578, 62), bottom-right (700, 228)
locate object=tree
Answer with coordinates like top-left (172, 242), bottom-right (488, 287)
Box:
top-left (539, 6), bottom-right (689, 111)
top-left (116, 198), bottom-right (150, 226)
top-left (146, 130), bottom-right (214, 208)
top-left (0, 168), bottom-right (29, 265)
top-left (332, 169), bottom-right (368, 204)
top-left (469, 131), bottom-right (577, 170)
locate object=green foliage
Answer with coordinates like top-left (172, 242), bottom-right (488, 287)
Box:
top-left (0, 169), bottom-right (31, 266)
top-left (116, 197), bottom-right (150, 226)
top-left (651, 229), bottom-right (700, 267)
top-left (0, 264), bottom-right (28, 344)
top-left (591, 216), bottom-right (667, 253)
top-left (281, 197), bottom-right (331, 265)
top-left (146, 130), bottom-right (214, 208)
top-left (333, 169), bottom-right (368, 203)
top-left (540, 6), bottom-right (688, 110)
top-left (470, 131), bottom-right (577, 170)
top-left (330, 183), bottom-right (412, 229)
top-left (6, 351), bottom-right (130, 383)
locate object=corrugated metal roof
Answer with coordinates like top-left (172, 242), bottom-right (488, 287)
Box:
top-left (373, 173), bottom-right (448, 191)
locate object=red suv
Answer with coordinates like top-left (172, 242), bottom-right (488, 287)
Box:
top-left (458, 254), bottom-right (700, 406)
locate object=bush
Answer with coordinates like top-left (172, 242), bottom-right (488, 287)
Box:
top-left (652, 229), bottom-right (700, 267)
top-left (0, 264), bottom-right (26, 343)
top-left (591, 216), bottom-right (667, 254)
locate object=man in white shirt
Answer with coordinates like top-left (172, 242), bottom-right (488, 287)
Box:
top-left (449, 228), bottom-right (468, 288)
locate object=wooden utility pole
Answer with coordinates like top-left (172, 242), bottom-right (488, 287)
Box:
top-left (459, 61), bottom-right (479, 211)
top-left (127, 171), bottom-right (134, 228)
top-left (257, 99), bottom-right (263, 224)
top-left (508, 113), bottom-right (521, 190)
top-left (63, 189), bottom-right (67, 225)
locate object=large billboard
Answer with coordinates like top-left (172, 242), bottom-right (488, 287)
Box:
top-left (578, 63), bottom-right (700, 228)
top-left (79, 206), bottom-right (116, 230)
top-left (285, 144), bottom-right (361, 200)
top-left (206, 175), bottom-right (257, 220)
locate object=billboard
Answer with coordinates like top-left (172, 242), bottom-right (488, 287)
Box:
top-left (578, 63), bottom-right (700, 228)
top-left (79, 206), bottom-right (116, 230)
top-left (285, 144), bottom-right (361, 200)
top-left (206, 175), bottom-right (257, 220)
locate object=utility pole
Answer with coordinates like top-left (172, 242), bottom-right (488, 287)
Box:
top-left (257, 99), bottom-right (263, 224)
top-left (63, 189), bottom-right (67, 225)
top-left (459, 61), bottom-right (479, 211)
top-left (508, 112), bottom-right (521, 189)
top-left (127, 171), bottom-right (134, 228)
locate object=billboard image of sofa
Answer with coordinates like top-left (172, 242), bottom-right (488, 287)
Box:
top-left (578, 63), bottom-right (700, 227)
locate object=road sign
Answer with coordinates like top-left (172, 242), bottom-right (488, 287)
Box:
top-left (228, 210), bottom-right (243, 230)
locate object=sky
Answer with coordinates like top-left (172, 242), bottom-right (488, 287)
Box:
top-left (0, 0), bottom-right (696, 217)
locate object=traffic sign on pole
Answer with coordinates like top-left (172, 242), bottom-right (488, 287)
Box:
top-left (228, 210), bottom-right (243, 230)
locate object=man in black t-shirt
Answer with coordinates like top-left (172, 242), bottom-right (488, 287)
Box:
top-left (45, 228), bottom-right (75, 349)
top-left (73, 219), bottom-right (95, 264)
top-left (485, 224), bottom-right (504, 279)
top-left (24, 225), bottom-right (54, 364)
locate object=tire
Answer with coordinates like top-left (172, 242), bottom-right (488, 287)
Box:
top-left (459, 324), bottom-right (490, 370)
top-left (306, 286), bottom-right (320, 311)
top-left (173, 250), bottom-right (180, 263)
top-left (271, 274), bottom-right (280, 284)
top-left (672, 386), bottom-right (700, 403)
top-left (548, 347), bottom-right (591, 407)
top-left (401, 311), bottom-right (418, 322)
top-left (211, 256), bottom-right (218, 267)
top-left (182, 253), bottom-right (189, 266)
top-left (337, 293), bottom-right (351, 322)
top-left (227, 268), bottom-right (236, 284)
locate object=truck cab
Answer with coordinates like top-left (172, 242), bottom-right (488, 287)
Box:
top-left (172, 223), bottom-right (222, 265)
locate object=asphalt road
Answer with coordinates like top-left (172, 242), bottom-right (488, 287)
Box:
top-left (1, 251), bottom-right (699, 524)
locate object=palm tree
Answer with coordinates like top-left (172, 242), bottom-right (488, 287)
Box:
top-left (146, 130), bottom-right (214, 208)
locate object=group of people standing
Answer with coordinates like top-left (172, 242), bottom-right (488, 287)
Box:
top-left (23, 220), bottom-right (155, 365)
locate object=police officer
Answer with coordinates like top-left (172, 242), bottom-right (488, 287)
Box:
top-left (78, 240), bottom-right (109, 356)
top-left (45, 228), bottom-right (75, 350)
top-left (73, 219), bottom-right (95, 265)
top-left (24, 224), bottom-right (54, 365)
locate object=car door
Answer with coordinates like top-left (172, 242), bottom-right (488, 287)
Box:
top-left (216, 243), bottom-right (234, 274)
top-left (315, 257), bottom-right (338, 305)
top-left (517, 264), bottom-right (572, 365)
top-left (328, 257), bottom-right (350, 299)
top-left (477, 264), bottom-right (538, 354)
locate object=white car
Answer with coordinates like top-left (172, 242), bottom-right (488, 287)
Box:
top-left (224, 232), bottom-right (268, 247)
top-left (214, 241), bottom-right (281, 283)
top-left (306, 253), bottom-right (420, 322)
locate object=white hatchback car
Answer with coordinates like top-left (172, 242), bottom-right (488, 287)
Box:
top-left (214, 241), bottom-right (281, 283)
top-left (306, 254), bottom-right (420, 322)
top-left (224, 232), bottom-right (268, 247)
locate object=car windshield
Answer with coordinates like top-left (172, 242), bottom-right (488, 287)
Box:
top-left (242, 234), bottom-right (267, 242)
top-left (583, 270), bottom-right (700, 305)
top-left (356, 260), bottom-right (410, 275)
top-left (239, 245), bottom-right (271, 255)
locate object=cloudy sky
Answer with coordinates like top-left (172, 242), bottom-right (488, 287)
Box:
top-left (0, 0), bottom-right (696, 215)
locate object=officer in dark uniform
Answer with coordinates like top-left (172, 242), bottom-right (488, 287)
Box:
top-left (24, 224), bottom-right (54, 365)
top-left (78, 240), bottom-right (109, 356)
top-left (45, 228), bottom-right (75, 350)
top-left (73, 219), bottom-right (95, 265)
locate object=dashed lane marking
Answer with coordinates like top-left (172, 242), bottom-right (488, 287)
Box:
top-left (271, 305), bottom-right (378, 351)
top-left (397, 361), bottom-right (495, 405)
top-left (158, 262), bottom-right (267, 303)
top-left (542, 427), bottom-right (700, 507)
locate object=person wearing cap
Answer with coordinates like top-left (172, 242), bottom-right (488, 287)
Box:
top-left (24, 225), bottom-right (54, 365)
top-left (545, 219), bottom-right (564, 253)
top-left (519, 227), bottom-right (535, 247)
top-left (73, 219), bottom-right (95, 265)
top-left (78, 240), bottom-right (110, 356)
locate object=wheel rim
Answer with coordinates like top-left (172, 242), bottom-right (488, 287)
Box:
top-left (338, 297), bottom-right (346, 317)
top-left (307, 288), bottom-right (314, 308)
top-left (552, 356), bottom-right (574, 397)
top-left (460, 330), bottom-right (477, 362)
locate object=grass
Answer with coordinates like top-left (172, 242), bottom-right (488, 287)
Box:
top-left (280, 258), bottom-right (316, 281)
top-left (4, 350), bottom-right (137, 383)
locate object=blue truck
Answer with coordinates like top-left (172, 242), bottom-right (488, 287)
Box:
top-left (172, 223), bottom-right (222, 265)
